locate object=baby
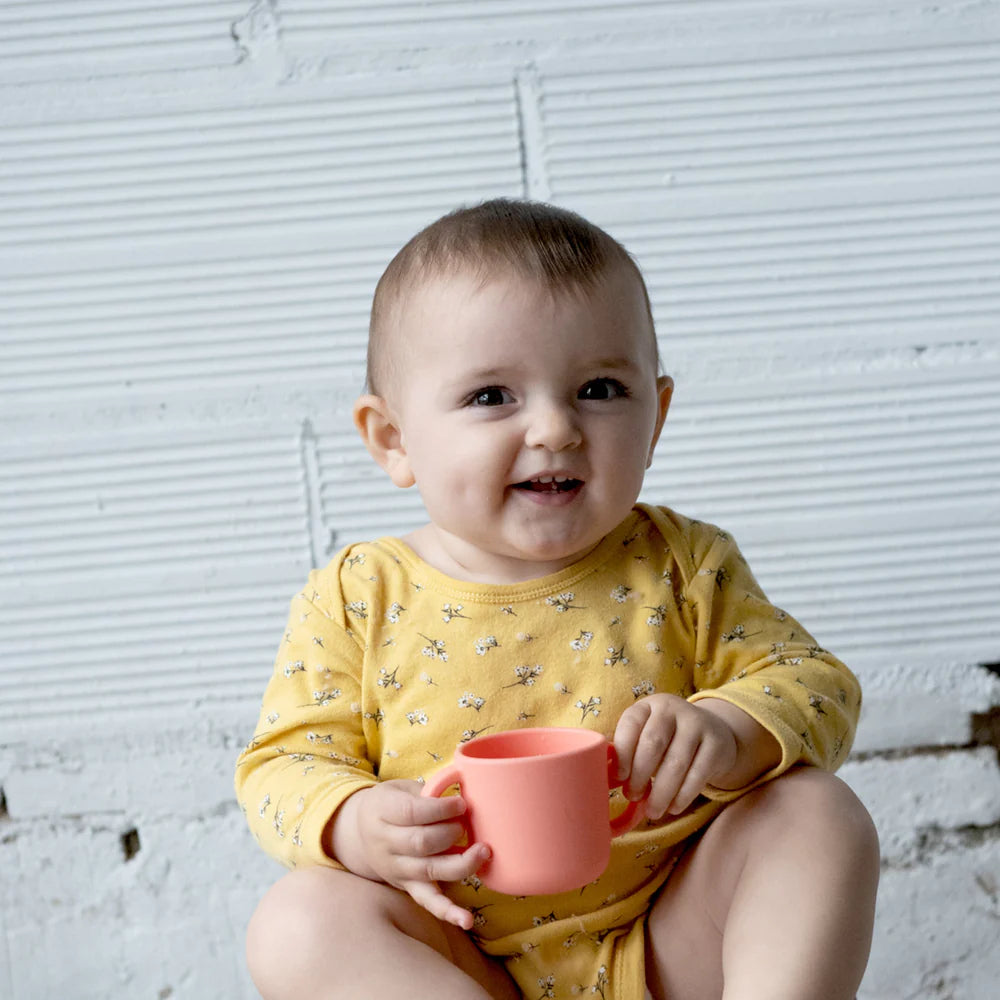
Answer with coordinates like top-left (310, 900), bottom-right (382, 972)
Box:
top-left (235, 199), bottom-right (879, 1000)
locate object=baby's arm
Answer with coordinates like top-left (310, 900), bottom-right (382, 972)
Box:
top-left (615, 512), bottom-right (863, 816)
top-left (235, 568), bottom-right (488, 930)
top-left (324, 782), bottom-right (490, 930)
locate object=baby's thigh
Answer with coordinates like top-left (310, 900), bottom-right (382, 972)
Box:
top-left (245, 867), bottom-right (517, 1000)
top-left (644, 767), bottom-right (878, 998)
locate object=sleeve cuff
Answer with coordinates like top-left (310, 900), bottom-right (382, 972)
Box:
top-left (688, 690), bottom-right (805, 802)
top-left (296, 776), bottom-right (379, 869)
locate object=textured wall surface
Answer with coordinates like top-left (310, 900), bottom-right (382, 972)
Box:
top-left (2, 2), bottom-right (999, 998)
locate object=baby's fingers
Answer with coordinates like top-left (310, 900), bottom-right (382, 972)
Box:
top-left (395, 842), bottom-right (491, 887)
top-left (404, 877), bottom-right (477, 931)
top-left (612, 700), bottom-right (654, 784)
top-left (616, 701), bottom-right (679, 801)
top-left (384, 815), bottom-right (468, 860)
top-left (379, 780), bottom-right (468, 828)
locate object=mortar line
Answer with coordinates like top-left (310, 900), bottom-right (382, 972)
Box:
top-left (515, 65), bottom-right (552, 202)
top-left (298, 418), bottom-right (326, 569)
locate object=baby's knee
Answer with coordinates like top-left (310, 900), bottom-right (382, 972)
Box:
top-left (245, 866), bottom-right (454, 997)
top-left (754, 767), bottom-right (879, 858)
top-left (246, 867), bottom-right (377, 996)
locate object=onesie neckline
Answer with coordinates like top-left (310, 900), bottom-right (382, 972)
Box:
top-left (373, 507), bottom-right (647, 605)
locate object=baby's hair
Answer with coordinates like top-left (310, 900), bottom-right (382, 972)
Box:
top-left (366, 197), bottom-right (657, 395)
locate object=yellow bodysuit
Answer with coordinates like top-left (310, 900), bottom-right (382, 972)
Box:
top-left (235, 504), bottom-right (860, 999)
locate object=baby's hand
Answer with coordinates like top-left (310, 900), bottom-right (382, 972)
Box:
top-left (613, 694), bottom-right (739, 819)
top-left (345, 780), bottom-right (489, 930)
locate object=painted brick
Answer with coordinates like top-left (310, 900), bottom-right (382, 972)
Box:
top-left (861, 839), bottom-right (1000, 999)
top-left (840, 748), bottom-right (1000, 864)
top-left (2, 1), bottom-right (1000, 998)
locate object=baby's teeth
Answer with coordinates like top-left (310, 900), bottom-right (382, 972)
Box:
top-left (537, 475), bottom-right (553, 484)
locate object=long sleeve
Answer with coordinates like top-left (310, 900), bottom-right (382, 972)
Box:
top-left (234, 567), bottom-right (377, 868)
top-left (677, 519), bottom-right (861, 797)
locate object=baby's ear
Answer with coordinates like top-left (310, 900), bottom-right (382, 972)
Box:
top-left (647, 375), bottom-right (674, 468)
top-left (353, 394), bottom-right (415, 488)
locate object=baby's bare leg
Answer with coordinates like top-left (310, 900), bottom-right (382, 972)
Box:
top-left (645, 767), bottom-right (879, 1000)
top-left (246, 867), bottom-right (520, 1000)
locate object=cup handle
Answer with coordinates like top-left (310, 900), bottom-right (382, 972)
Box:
top-left (607, 744), bottom-right (647, 836)
top-left (420, 763), bottom-right (469, 854)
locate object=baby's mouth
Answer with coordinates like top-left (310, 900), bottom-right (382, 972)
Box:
top-left (513, 475), bottom-right (584, 494)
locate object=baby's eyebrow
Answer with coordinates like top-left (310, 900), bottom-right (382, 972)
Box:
top-left (586, 357), bottom-right (639, 371)
top-left (444, 357), bottom-right (639, 390)
top-left (455, 366), bottom-right (510, 383)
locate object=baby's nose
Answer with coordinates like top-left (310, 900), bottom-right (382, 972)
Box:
top-left (524, 402), bottom-right (582, 451)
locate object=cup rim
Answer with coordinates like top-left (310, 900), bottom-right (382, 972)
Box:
top-left (457, 725), bottom-right (604, 762)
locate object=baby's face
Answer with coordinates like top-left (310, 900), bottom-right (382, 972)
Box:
top-left (380, 266), bottom-right (671, 582)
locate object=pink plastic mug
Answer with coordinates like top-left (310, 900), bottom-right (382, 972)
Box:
top-left (421, 726), bottom-right (646, 895)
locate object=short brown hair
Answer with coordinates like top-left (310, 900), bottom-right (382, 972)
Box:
top-left (366, 198), bottom-right (657, 395)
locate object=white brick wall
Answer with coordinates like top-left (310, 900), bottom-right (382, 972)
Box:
top-left (2, 2), bottom-right (998, 997)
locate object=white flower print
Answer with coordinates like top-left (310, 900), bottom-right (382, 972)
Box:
top-left (809, 694), bottom-right (828, 716)
top-left (461, 726), bottom-right (491, 743)
top-left (474, 636), bottom-right (499, 656)
top-left (377, 666), bottom-right (402, 690)
top-left (385, 602), bottom-right (405, 624)
top-left (459, 692), bottom-right (486, 711)
top-left (575, 696), bottom-right (601, 721)
top-left (605, 646), bottom-right (629, 667)
top-left (645, 605), bottom-right (666, 627)
top-left (632, 680), bottom-right (655, 699)
top-left (258, 794), bottom-right (270, 817)
top-left (266, 711), bottom-right (279, 724)
top-left (419, 634), bottom-right (448, 661)
top-left (537, 974), bottom-right (556, 998)
top-left (592, 965), bottom-right (609, 997)
top-left (570, 630), bottom-right (593, 652)
top-left (546, 592), bottom-right (583, 613)
top-left (344, 600), bottom-right (368, 620)
top-left (311, 688), bottom-right (341, 706)
top-left (505, 664), bottom-right (543, 688)
top-left (406, 709), bottom-right (429, 726)
top-left (283, 660), bottom-right (305, 678)
top-left (610, 585), bottom-right (631, 603)
top-left (442, 603), bottom-right (470, 623)
top-left (722, 624), bottom-right (761, 643)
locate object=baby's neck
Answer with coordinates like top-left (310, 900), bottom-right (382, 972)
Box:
top-left (401, 523), bottom-right (599, 585)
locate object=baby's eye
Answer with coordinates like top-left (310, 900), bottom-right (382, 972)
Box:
top-left (468, 386), bottom-right (514, 407)
top-left (578, 378), bottom-right (629, 401)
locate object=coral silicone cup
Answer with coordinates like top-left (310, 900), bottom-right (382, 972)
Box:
top-left (421, 727), bottom-right (646, 896)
